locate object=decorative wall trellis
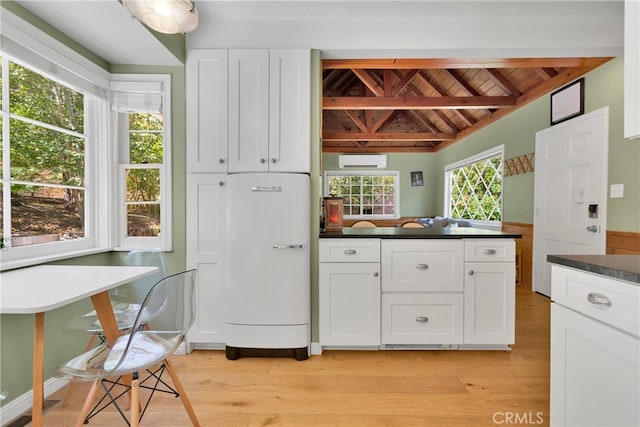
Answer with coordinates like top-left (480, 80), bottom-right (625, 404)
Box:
top-left (503, 153), bottom-right (534, 176)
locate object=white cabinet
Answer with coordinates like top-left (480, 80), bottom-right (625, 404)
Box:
top-left (550, 265), bottom-right (640, 426)
top-left (463, 239), bottom-right (516, 346)
top-left (187, 48), bottom-right (311, 173)
top-left (318, 237), bottom-right (517, 350)
top-left (186, 49), bottom-right (229, 172)
top-left (228, 49), bottom-right (310, 172)
top-left (381, 240), bottom-right (464, 346)
top-left (625, 0), bottom-right (640, 139)
top-left (185, 174), bottom-right (227, 347)
top-left (319, 239), bottom-right (381, 347)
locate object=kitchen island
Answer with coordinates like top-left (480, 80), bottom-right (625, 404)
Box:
top-left (318, 227), bottom-right (521, 351)
top-left (548, 254), bottom-right (639, 427)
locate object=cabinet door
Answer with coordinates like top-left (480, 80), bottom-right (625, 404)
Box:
top-left (186, 49), bottom-right (228, 172)
top-left (463, 262), bottom-right (515, 345)
top-left (319, 263), bottom-right (380, 346)
top-left (551, 303), bottom-right (640, 427)
top-left (186, 174), bottom-right (227, 345)
top-left (269, 49), bottom-right (311, 173)
top-left (382, 240), bottom-right (464, 292)
top-left (228, 49), bottom-right (269, 172)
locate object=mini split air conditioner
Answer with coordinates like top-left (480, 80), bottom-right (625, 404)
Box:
top-left (338, 155), bottom-right (387, 168)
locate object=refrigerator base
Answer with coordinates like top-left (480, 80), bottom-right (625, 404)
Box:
top-left (225, 345), bottom-right (309, 361)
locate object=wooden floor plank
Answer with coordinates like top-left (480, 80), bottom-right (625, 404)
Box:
top-left (46, 284), bottom-right (551, 426)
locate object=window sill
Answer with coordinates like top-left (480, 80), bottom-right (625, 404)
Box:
top-left (0, 247), bottom-right (112, 272)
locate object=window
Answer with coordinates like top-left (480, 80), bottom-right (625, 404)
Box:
top-left (111, 77), bottom-right (172, 250)
top-left (444, 145), bottom-right (504, 228)
top-left (324, 171), bottom-right (399, 219)
top-left (0, 53), bottom-right (109, 267)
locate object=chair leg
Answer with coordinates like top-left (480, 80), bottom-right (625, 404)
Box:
top-left (75, 379), bottom-right (101, 427)
top-left (62, 335), bottom-right (98, 407)
top-left (164, 358), bottom-right (201, 426)
top-left (131, 373), bottom-right (140, 427)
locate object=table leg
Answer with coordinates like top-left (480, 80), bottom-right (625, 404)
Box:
top-left (32, 312), bottom-right (45, 427)
top-left (90, 291), bottom-right (120, 345)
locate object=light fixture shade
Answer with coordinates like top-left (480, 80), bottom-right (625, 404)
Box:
top-left (123, 0), bottom-right (199, 34)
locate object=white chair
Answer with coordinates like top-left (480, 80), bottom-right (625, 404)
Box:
top-left (55, 270), bottom-right (200, 427)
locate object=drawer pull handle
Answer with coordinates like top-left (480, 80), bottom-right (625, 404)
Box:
top-left (416, 264), bottom-right (429, 270)
top-left (483, 249), bottom-right (497, 255)
top-left (344, 249), bottom-right (357, 255)
top-left (416, 316), bottom-right (429, 323)
top-left (587, 292), bottom-right (612, 307)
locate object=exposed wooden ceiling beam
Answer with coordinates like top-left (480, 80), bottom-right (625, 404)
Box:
top-left (351, 69), bottom-right (384, 97)
top-left (323, 132), bottom-right (456, 141)
top-left (486, 69), bottom-right (522, 97)
top-left (323, 96), bottom-right (516, 110)
top-left (416, 70), bottom-right (476, 127)
top-left (323, 57), bottom-right (613, 70)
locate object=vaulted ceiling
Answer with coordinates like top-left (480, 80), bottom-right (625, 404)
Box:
top-left (322, 57), bottom-right (613, 153)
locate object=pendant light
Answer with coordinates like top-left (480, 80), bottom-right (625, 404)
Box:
top-left (122, 0), bottom-right (199, 34)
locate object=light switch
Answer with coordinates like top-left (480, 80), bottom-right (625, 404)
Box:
top-left (610, 184), bottom-right (624, 198)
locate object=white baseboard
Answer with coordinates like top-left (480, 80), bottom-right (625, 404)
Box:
top-left (0, 377), bottom-right (68, 426)
top-left (310, 342), bottom-right (322, 356)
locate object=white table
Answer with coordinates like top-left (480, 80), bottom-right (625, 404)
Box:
top-left (0, 265), bottom-right (159, 427)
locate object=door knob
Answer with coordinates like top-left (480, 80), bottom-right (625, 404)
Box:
top-left (586, 225), bottom-right (598, 233)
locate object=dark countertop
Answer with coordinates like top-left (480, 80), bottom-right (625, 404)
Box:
top-left (320, 227), bottom-right (522, 239)
top-left (547, 254), bottom-right (640, 284)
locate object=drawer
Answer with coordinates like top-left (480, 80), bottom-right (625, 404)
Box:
top-left (381, 293), bottom-right (463, 344)
top-left (551, 265), bottom-right (640, 337)
top-left (319, 239), bottom-right (380, 263)
top-left (381, 240), bottom-right (463, 292)
top-left (464, 239), bottom-right (515, 262)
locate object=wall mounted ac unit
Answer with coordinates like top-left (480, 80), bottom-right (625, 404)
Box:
top-left (338, 154), bottom-right (387, 168)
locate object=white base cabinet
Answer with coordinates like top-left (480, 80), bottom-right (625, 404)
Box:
top-left (319, 238), bottom-right (516, 350)
top-left (550, 264), bottom-right (640, 426)
top-left (319, 239), bottom-right (380, 347)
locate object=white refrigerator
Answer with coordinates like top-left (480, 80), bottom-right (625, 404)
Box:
top-left (225, 173), bottom-right (310, 360)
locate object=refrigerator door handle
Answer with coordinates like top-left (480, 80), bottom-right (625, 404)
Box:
top-left (272, 244), bottom-right (305, 249)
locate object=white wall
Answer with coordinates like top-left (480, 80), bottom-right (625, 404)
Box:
top-left (188, 0), bottom-right (623, 58)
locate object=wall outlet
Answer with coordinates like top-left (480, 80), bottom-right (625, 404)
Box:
top-left (610, 184), bottom-right (624, 198)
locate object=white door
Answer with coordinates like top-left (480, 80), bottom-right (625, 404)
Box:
top-left (533, 107), bottom-right (609, 296)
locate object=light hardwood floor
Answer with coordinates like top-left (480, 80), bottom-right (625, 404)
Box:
top-left (45, 285), bottom-right (551, 426)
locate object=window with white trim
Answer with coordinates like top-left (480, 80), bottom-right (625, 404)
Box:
top-left (111, 77), bottom-right (172, 250)
top-left (324, 171), bottom-right (400, 219)
top-left (444, 145), bottom-right (503, 228)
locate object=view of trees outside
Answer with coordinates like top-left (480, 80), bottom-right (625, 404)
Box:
top-left (0, 56), bottom-right (163, 248)
top-left (1, 58), bottom-right (86, 247)
top-left (449, 155), bottom-right (502, 221)
top-left (125, 112), bottom-right (163, 237)
top-left (328, 174), bottom-right (396, 217)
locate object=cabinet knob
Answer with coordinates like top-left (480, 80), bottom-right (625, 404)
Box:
top-left (218, 181), bottom-right (225, 187)
top-left (416, 264), bottom-right (429, 270)
top-left (373, 272), bottom-right (379, 277)
top-left (271, 158), bottom-right (277, 164)
top-left (416, 316), bottom-right (429, 323)
top-left (218, 158), bottom-right (225, 164)
top-left (468, 270), bottom-right (475, 276)
top-left (260, 158), bottom-right (266, 164)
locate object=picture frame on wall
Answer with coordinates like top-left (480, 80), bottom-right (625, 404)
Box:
top-left (550, 78), bottom-right (585, 125)
top-left (410, 171), bottom-right (424, 187)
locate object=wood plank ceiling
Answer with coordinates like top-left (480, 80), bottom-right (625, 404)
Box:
top-left (322, 57), bottom-right (613, 153)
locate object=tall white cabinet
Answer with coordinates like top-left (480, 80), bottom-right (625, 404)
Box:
top-left (186, 48), bottom-right (311, 348)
